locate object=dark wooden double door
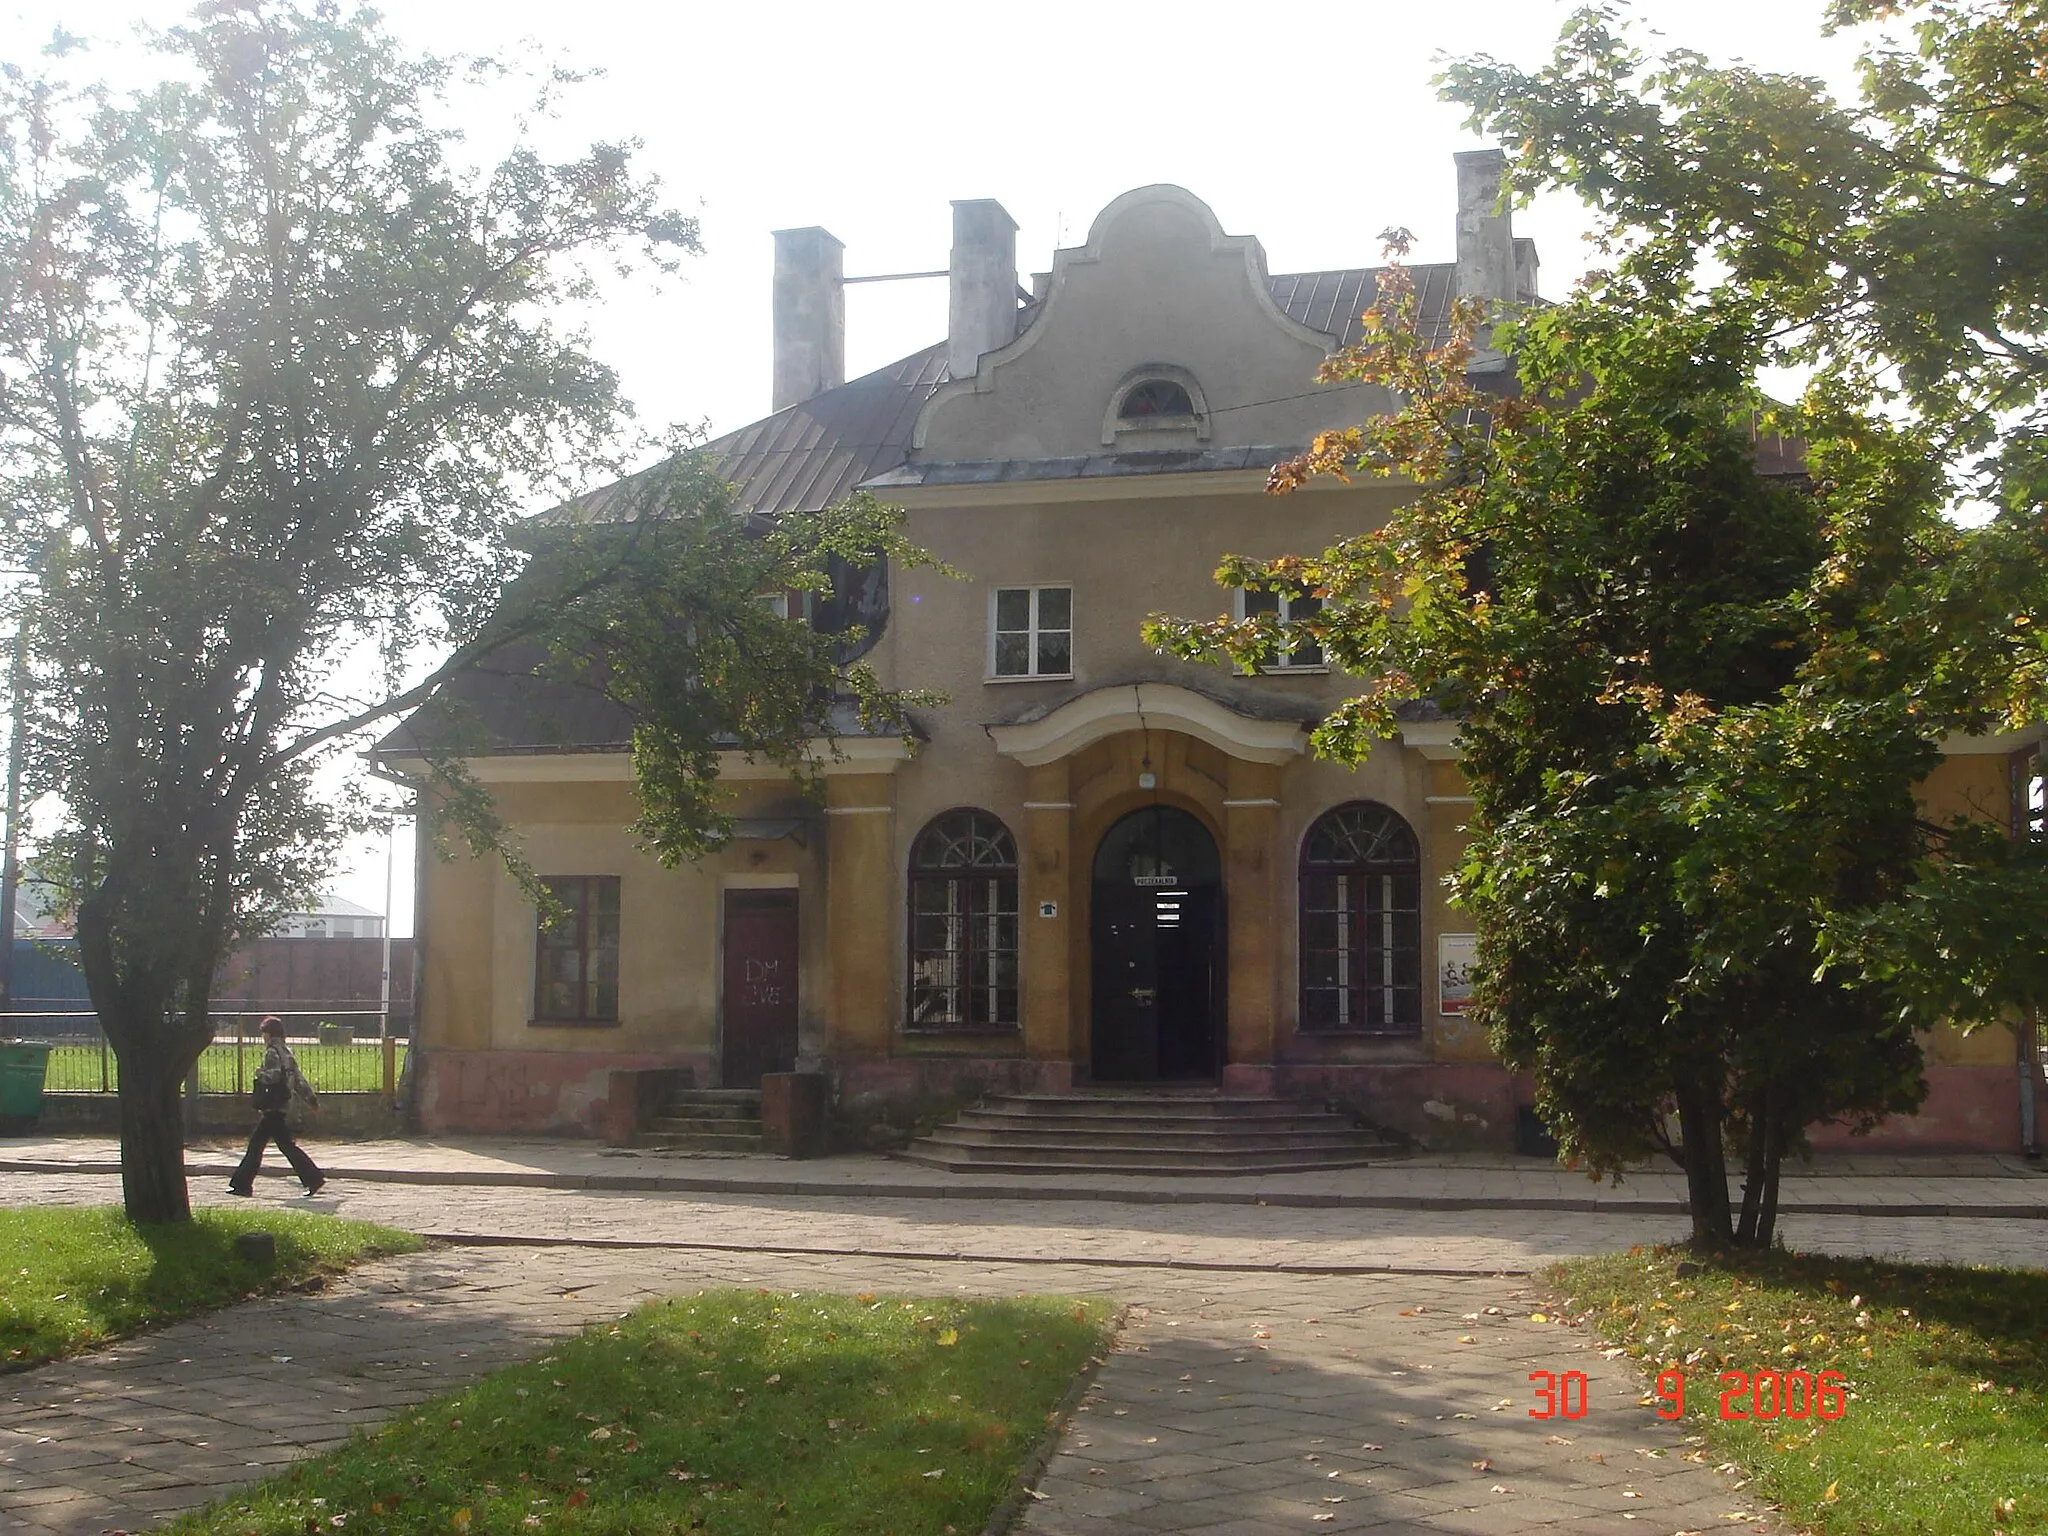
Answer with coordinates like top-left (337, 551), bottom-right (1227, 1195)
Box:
top-left (1089, 807), bottom-right (1225, 1083)
top-left (721, 890), bottom-right (799, 1088)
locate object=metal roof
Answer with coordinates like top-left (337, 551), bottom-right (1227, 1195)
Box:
top-left (1269, 264), bottom-right (1460, 348)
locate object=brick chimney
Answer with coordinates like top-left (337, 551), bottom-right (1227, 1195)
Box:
top-left (947, 199), bottom-right (1018, 382)
top-left (1454, 150), bottom-right (1516, 305)
top-left (772, 226), bottom-right (844, 412)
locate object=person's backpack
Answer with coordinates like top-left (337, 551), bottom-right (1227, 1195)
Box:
top-left (252, 1061), bottom-right (290, 1111)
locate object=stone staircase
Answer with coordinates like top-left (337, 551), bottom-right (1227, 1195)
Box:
top-left (634, 1087), bottom-right (763, 1153)
top-left (897, 1091), bottom-right (1403, 1175)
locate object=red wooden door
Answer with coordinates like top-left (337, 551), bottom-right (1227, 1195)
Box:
top-left (721, 891), bottom-right (800, 1088)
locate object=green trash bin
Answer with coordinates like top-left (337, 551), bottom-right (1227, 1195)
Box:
top-left (0, 1040), bottom-right (53, 1135)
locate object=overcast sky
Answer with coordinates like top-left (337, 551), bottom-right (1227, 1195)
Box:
top-left (9, 0), bottom-right (1877, 931)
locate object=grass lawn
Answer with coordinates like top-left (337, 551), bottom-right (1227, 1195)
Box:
top-left (165, 1288), bottom-right (1113, 1536)
top-left (1557, 1246), bottom-right (2048, 1534)
top-left (42, 1039), bottom-right (404, 1095)
top-left (0, 1206), bottom-right (422, 1369)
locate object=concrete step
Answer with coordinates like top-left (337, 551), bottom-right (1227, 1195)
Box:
top-left (658, 1092), bottom-right (762, 1122)
top-left (954, 1109), bottom-right (1357, 1136)
top-left (900, 1138), bottom-right (1394, 1170)
top-left (891, 1148), bottom-right (1387, 1176)
top-left (635, 1130), bottom-right (763, 1153)
top-left (930, 1124), bottom-right (1389, 1152)
top-left (648, 1114), bottom-right (766, 1137)
top-left (900, 1091), bottom-right (1405, 1177)
top-left (975, 1094), bottom-right (1341, 1120)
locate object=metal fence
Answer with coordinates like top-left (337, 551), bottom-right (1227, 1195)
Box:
top-left (10, 1011), bottom-right (406, 1096)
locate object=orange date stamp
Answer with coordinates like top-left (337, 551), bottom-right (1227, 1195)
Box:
top-left (1529, 1368), bottom-right (1849, 1421)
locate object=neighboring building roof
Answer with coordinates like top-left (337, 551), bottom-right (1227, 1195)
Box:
top-left (293, 896), bottom-right (383, 921)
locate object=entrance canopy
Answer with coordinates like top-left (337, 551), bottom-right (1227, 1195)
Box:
top-left (987, 683), bottom-right (1308, 767)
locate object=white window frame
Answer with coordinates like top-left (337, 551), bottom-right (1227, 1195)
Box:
top-left (987, 584), bottom-right (1074, 681)
top-left (1236, 587), bottom-right (1328, 673)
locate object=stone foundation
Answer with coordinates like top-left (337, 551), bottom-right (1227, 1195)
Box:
top-left (415, 1049), bottom-right (712, 1138)
top-left (402, 1048), bottom-right (2039, 1156)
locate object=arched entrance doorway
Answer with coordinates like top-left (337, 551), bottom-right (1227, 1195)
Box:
top-left (1090, 805), bottom-right (1224, 1082)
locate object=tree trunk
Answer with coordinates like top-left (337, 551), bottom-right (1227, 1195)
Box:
top-left (1754, 1100), bottom-right (1787, 1249)
top-left (1735, 1095), bottom-right (1769, 1246)
top-left (113, 1029), bottom-right (200, 1224)
top-left (75, 883), bottom-right (223, 1225)
top-left (1674, 1076), bottom-right (1733, 1247)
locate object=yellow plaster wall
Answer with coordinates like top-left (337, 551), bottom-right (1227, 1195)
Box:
top-left (1915, 752), bottom-right (2023, 1066)
top-left (420, 775), bottom-right (826, 1075)
top-left (823, 773), bottom-right (896, 1058)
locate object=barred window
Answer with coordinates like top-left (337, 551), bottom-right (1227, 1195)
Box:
top-left (908, 810), bottom-right (1019, 1029)
top-left (1299, 803), bottom-right (1420, 1033)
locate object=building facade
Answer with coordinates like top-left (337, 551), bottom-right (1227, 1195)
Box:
top-left (384, 156), bottom-right (2045, 1153)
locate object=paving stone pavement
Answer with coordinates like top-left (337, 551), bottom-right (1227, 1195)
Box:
top-left (1, 1166), bottom-right (2041, 1535)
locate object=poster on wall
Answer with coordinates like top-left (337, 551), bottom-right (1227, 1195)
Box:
top-left (1439, 933), bottom-right (1477, 1015)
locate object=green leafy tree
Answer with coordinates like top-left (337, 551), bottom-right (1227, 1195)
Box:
top-left (1438, 0), bottom-right (2048, 1152)
top-left (1150, 261), bottom-right (1972, 1245)
top-left (0, 4), bottom-right (926, 1224)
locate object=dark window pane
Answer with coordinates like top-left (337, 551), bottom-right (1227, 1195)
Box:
top-left (995, 588), bottom-right (1031, 631)
top-left (1288, 636), bottom-right (1325, 668)
top-left (1036, 586), bottom-right (1071, 630)
top-left (1243, 589), bottom-right (1279, 619)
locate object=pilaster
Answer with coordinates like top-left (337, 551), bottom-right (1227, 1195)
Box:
top-left (1223, 758), bottom-right (1283, 1064)
top-left (824, 773), bottom-right (896, 1059)
top-left (1022, 760), bottom-right (1075, 1062)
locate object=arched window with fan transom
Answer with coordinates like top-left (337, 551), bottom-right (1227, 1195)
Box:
top-left (1299, 802), bottom-right (1421, 1033)
top-left (907, 810), bottom-right (1019, 1030)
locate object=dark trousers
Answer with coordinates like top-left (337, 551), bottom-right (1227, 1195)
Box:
top-left (232, 1110), bottom-right (322, 1191)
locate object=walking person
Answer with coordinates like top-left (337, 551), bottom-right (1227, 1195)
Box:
top-left (228, 1017), bottom-right (325, 1197)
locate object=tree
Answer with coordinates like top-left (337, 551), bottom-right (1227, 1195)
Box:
top-left (1437, 0), bottom-right (2048, 1161)
top-left (0, 4), bottom-right (924, 1224)
top-left (1148, 260), bottom-right (1972, 1246)
top-left (1441, 3), bottom-right (2048, 453)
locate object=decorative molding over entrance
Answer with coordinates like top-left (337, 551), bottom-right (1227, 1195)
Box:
top-left (988, 684), bottom-right (1308, 767)
top-left (1397, 721), bottom-right (1462, 761)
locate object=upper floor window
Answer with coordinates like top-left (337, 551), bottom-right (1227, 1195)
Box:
top-left (1239, 587), bottom-right (1326, 670)
top-left (992, 585), bottom-right (1073, 678)
top-left (1119, 379), bottom-right (1196, 420)
top-left (534, 875), bottom-right (621, 1024)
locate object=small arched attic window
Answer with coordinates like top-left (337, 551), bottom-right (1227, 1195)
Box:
top-left (1102, 365), bottom-right (1211, 445)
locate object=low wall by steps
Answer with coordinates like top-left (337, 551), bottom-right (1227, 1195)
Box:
top-left (25, 1093), bottom-right (403, 1140)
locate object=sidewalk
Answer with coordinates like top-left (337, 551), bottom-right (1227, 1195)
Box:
top-left (4, 1145), bottom-right (2041, 1534)
top-left (0, 1233), bottom-right (1781, 1536)
top-left (4, 1133), bottom-right (2044, 1217)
